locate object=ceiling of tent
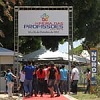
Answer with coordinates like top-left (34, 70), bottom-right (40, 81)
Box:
top-left (23, 48), bottom-right (90, 65)
top-left (0, 47), bottom-right (14, 56)
top-left (38, 50), bottom-right (90, 64)
top-left (23, 47), bottom-right (46, 61)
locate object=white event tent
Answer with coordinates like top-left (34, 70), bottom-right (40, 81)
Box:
top-left (23, 48), bottom-right (90, 65)
top-left (38, 50), bottom-right (89, 64)
top-left (80, 50), bottom-right (100, 65)
top-left (80, 50), bottom-right (90, 60)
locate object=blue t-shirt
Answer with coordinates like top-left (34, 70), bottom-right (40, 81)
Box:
top-left (24, 65), bottom-right (35, 80)
top-left (6, 72), bottom-right (13, 82)
top-left (60, 68), bottom-right (68, 80)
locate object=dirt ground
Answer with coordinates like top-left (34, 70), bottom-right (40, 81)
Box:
top-left (0, 94), bottom-right (19, 100)
top-left (0, 97), bottom-right (17, 100)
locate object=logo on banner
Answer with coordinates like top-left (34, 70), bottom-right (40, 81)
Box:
top-left (41, 13), bottom-right (49, 21)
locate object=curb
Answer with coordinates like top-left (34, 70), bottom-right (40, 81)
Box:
top-left (63, 94), bottom-right (78, 100)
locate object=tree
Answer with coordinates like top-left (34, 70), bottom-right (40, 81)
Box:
top-left (73, 0), bottom-right (100, 48)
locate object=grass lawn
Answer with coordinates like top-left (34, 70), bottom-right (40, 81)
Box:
top-left (70, 92), bottom-right (100, 100)
top-left (70, 85), bottom-right (100, 100)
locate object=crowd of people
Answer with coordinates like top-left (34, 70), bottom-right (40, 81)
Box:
top-left (5, 60), bottom-right (86, 98)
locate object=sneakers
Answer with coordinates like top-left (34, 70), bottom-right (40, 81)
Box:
top-left (25, 93), bottom-right (30, 97)
top-left (70, 92), bottom-right (77, 95)
top-left (55, 94), bottom-right (60, 97)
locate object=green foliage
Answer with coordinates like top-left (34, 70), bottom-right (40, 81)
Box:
top-left (42, 36), bottom-right (66, 51)
top-left (94, 66), bottom-right (100, 97)
top-left (72, 91), bottom-right (100, 100)
top-left (98, 47), bottom-right (100, 62)
top-left (72, 45), bottom-right (83, 55)
top-left (19, 36), bottom-right (42, 54)
top-left (73, 0), bottom-right (100, 48)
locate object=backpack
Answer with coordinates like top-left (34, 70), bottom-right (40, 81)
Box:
top-left (6, 73), bottom-right (14, 82)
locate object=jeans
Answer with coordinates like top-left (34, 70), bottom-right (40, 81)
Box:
top-left (60, 80), bottom-right (67, 94)
top-left (55, 80), bottom-right (60, 95)
top-left (44, 80), bottom-right (49, 93)
top-left (71, 80), bottom-right (78, 94)
top-left (31, 78), bottom-right (38, 96)
top-left (24, 79), bottom-right (32, 95)
top-left (38, 79), bottom-right (45, 96)
top-left (85, 80), bottom-right (90, 93)
top-left (19, 81), bottom-right (25, 95)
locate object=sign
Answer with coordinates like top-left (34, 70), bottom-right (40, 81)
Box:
top-left (90, 48), bottom-right (98, 85)
top-left (18, 10), bottom-right (69, 36)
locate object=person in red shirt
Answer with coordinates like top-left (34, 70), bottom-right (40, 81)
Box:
top-left (55, 65), bottom-right (61, 97)
top-left (36, 64), bottom-right (45, 97)
top-left (44, 64), bottom-right (50, 94)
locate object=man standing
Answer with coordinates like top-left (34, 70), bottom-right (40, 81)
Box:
top-left (18, 69), bottom-right (25, 96)
top-left (84, 68), bottom-right (91, 94)
top-left (60, 64), bottom-right (68, 94)
top-left (71, 64), bottom-right (79, 94)
top-left (24, 61), bottom-right (35, 97)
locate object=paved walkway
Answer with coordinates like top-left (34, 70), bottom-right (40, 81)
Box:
top-left (0, 94), bottom-right (78, 100)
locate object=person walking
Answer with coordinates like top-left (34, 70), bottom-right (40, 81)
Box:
top-left (47, 61), bottom-right (58, 98)
top-left (23, 61), bottom-right (35, 97)
top-left (36, 64), bottom-right (45, 97)
top-left (5, 69), bottom-right (16, 97)
top-left (71, 64), bottom-right (79, 95)
top-left (55, 65), bottom-right (61, 97)
top-left (60, 64), bottom-right (68, 94)
top-left (44, 64), bottom-right (49, 94)
top-left (4, 71), bottom-right (7, 93)
top-left (84, 68), bottom-right (91, 94)
top-left (18, 69), bottom-right (25, 96)
top-left (31, 65), bottom-right (38, 97)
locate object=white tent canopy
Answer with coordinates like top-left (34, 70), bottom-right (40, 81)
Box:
top-left (38, 50), bottom-right (89, 64)
top-left (80, 50), bottom-right (90, 60)
top-left (80, 50), bottom-right (100, 65)
top-left (23, 47), bottom-right (46, 61)
top-left (39, 50), bottom-right (68, 60)
top-left (73, 55), bottom-right (90, 64)
top-left (23, 48), bottom-right (90, 64)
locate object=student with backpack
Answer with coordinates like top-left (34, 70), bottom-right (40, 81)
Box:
top-left (5, 69), bottom-right (16, 97)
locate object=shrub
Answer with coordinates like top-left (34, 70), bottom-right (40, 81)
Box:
top-left (94, 65), bottom-right (100, 97)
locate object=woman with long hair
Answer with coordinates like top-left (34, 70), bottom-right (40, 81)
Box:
top-left (6, 69), bottom-right (16, 97)
top-left (36, 64), bottom-right (45, 97)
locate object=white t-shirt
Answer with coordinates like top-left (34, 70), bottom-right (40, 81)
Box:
top-left (20, 71), bottom-right (25, 82)
top-left (44, 68), bottom-right (48, 80)
top-left (71, 67), bottom-right (79, 80)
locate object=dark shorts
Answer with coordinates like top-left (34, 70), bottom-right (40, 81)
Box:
top-left (48, 79), bottom-right (55, 87)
